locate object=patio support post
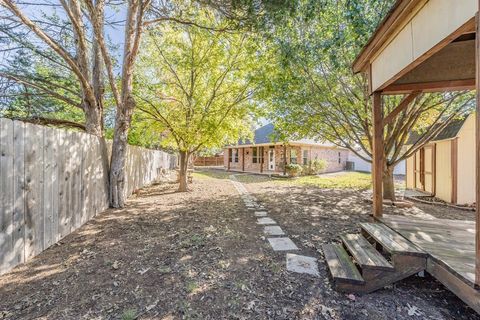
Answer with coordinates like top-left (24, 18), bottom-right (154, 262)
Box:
top-left (283, 144), bottom-right (287, 176)
top-left (475, 7), bottom-right (480, 286)
top-left (260, 147), bottom-right (264, 173)
top-left (372, 91), bottom-right (384, 218)
top-left (242, 148), bottom-right (245, 172)
top-left (227, 149), bottom-right (231, 171)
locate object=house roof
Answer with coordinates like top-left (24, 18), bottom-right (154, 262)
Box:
top-left (232, 123), bottom-right (338, 148)
top-left (406, 117), bottom-right (467, 145)
top-left (238, 123), bottom-right (277, 145)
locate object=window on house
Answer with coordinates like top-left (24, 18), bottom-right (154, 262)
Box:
top-left (338, 152), bottom-right (341, 164)
top-left (228, 149), bottom-right (232, 162)
top-left (290, 149), bottom-right (297, 164)
top-left (258, 147), bottom-right (264, 164)
top-left (252, 147), bottom-right (258, 163)
top-left (303, 150), bottom-right (308, 165)
top-left (234, 149), bottom-right (239, 163)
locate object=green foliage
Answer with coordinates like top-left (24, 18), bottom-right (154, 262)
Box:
top-left (0, 49), bottom-right (85, 124)
top-left (303, 159), bottom-right (327, 175)
top-left (134, 7), bottom-right (266, 155)
top-left (292, 172), bottom-right (372, 189)
top-left (285, 163), bottom-right (303, 177)
top-left (261, 0), bottom-right (474, 172)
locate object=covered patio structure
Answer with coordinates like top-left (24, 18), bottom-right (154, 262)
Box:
top-left (350, 0), bottom-right (479, 312)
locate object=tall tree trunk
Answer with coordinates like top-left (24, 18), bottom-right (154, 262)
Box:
top-left (90, 0), bottom-right (105, 136)
top-left (383, 165), bottom-right (396, 201)
top-left (84, 100), bottom-right (103, 136)
top-left (178, 150), bottom-right (189, 192)
top-left (109, 97), bottom-right (135, 207)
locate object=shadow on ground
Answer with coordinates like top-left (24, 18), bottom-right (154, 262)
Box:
top-left (0, 172), bottom-right (477, 320)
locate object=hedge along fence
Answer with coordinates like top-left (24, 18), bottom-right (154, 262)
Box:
top-left (0, 118), bottom-right (176, 275)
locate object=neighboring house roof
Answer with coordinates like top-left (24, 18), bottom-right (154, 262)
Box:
top-left (406, 117), bottom-right (467, 145)
top-left (229, 123), bottom-right (340, 148)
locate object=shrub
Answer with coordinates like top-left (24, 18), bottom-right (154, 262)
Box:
top-left (302, 159), bottom-right (328, 175)
top-left (310, 159), bottom-right (327, 174)
top-left (285, 163), bottom-right (303, 177)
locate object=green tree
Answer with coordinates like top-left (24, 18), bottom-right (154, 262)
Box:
top-left (135, 9), bottom-right (263, 191)
top-left (263, 0), bottom-right (475, 200)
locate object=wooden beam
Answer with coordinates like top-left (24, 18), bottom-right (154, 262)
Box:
top-left (283, 144), bottom-right (287, 176)
top-left (383, 91), bottom-right (421, 126)
top-left (475, 8), bottom-right (480, 287)
top-left (383, 79), bottom-right (475, 94)
top-left (372, 92), bottom-right (384, 218)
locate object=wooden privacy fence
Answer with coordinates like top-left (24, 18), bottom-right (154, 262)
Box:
top-left (0, 118), bottom-right (176, 275)
top-left (194, 155), bottom-right (224, 166)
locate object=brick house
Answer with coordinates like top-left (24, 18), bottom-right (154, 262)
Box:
top-left (224, 124), bottom-right (349, 175)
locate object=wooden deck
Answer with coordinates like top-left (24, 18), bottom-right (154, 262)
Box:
top-left (380, 214), bottom-right (480, 312)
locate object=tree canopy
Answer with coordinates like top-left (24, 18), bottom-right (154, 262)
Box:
top-left (134, 7), bottom-right (266, 190)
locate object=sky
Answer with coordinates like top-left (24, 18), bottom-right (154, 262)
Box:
top-left (2, 2), bottom-right (127, 67)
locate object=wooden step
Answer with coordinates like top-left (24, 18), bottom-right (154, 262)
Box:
top-left (322, 243), bottom-right (364, 284)
top-left (360, 223), bottom-right (425, 256)
top-left (341, 234), bottom-right (394, 271)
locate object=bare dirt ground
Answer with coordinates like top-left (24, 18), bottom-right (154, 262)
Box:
top-left (0, 169), bottom-right (478, 320)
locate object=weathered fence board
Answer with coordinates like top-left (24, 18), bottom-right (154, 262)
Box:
top-left (43, 127), bottom-right (55, 249)
top-left (0, 118), bottom-right (176, 275)
top-left (24, 122), bottom-right (44, 259)
top-left (12, 120), bottom-right (25, 266)
top-left (0, 118), bottom-right (14, 272)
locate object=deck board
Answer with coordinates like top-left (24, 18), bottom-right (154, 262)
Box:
top-left (380, 215), bottom-right (476, 287)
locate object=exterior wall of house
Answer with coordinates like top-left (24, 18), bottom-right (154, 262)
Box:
top-left (224, 146), bottom-right (268, 172)
top-left (303, 146), bottom-right (348, 173)
top-left (224, 144), bottom-right (348, 174)
top-left (456, 115), bottom-right (475, 205)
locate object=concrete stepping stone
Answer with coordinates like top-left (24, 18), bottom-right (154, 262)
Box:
top-left (286, 254), bottom-right (319, 276)
top-left (254, 211), bottom-right (268, 217)
top-left (257, 217), bottom-right (276, 225)
top-left (263, 225), bottom-right (285, 236)
top-left (268, 237), bottom-right (299, 251)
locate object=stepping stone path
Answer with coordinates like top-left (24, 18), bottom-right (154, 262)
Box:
top-left (229, 175), bottom-right (319, 277)
top-left (268, 237), bottom-right (299, 251)
top-left (264, 225), bottom-right (285, 236)
top-left (286, 253), bottom-right (319, 276)
top-left (254, 211), bottom-right (268, 217)
top-left (257, 217), bottom-right (277, 225)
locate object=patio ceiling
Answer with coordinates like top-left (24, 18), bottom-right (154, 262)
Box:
top-left (353, 0), bottom-right (477, 94)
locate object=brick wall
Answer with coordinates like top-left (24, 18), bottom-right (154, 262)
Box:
top-left (224, 145), bottom-right (348, 174)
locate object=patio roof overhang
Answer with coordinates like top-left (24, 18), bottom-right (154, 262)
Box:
top-left (353, 0), bottom-right (477, 95)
